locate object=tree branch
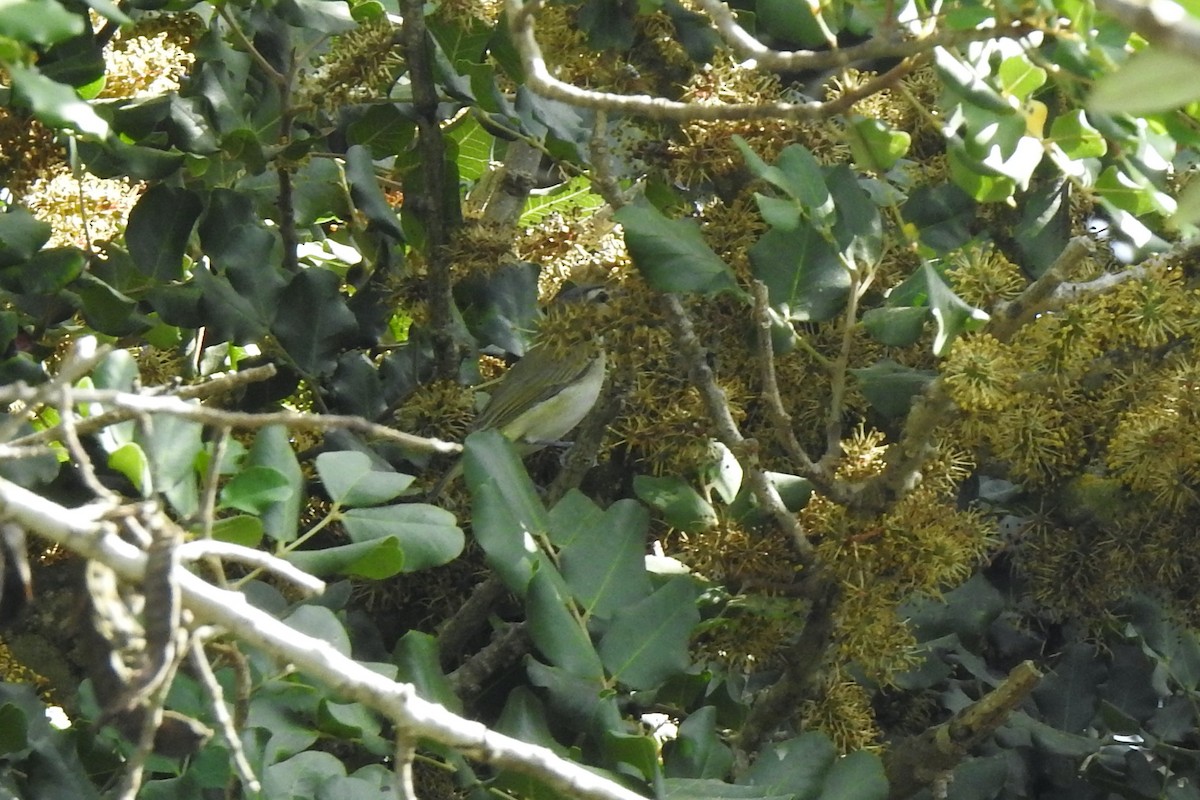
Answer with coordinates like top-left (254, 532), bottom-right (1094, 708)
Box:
top-left (0, 479), bottom-right (646, 800)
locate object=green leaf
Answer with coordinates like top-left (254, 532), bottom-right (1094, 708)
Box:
top-left (316, 450), bottom-right (414, 507)
top-left (339, 503), bottom-right (463, 571)
top-left (0, 0), bottom-right (84, 45)
top-left (284, 604), bottom-right (352, 656)
top-left (900, 184), bottom-right (976, 253)
top-left (749, 223), bottom-right (848, 322)
top-left (0, 207), bottom-right (52, 268)
top-left (752, 0), bottom-right (829, 47)
top-left (663, 706), bottom-right (734, 779)
top-left (347, 105), bottom-right (415, 159)
top-left (862, 306), bottom-right (928, 347)
top-left (520, 174), bottom-right (606, 226)
top-left (1015, 179), bottom-right (1072, 276)
top-left (1047, 110), bottom-right (1106, 160)
top-left (140, 412), bottom-right (203, 515)
top-left (345, 144), bottom-right (404, 240)
top-left (1095, 164), bottom-right (1157, 216)
top-left (108, 441), bottom-right (151, 493)
top-left (393, 631), bottom-right (462, 712)
top-left (248, 426), bottom-right (305, 544)
top-left (272, 269), bottom-right (359, 377)
top-left (199, 188), bottom-right (279, 274)
top-left (210, 515), bottom-right (264, 548)
top-left (1089, 48), bottom-right (1200, 115)
top-left (0, 247), bottom-right (84, 294)
top-left (277, 0), bottom-right (356, 32)
top-left (997, 54), bottom-right (1047, 101)
top-left (219, 466), bottom-right (292, 514)
top-left (735, 138), bottom-right (833, 222)
top-left (923, 262), bottom-right (990, 355)
top-left (7, 62), bottom-right (107, 136)
top-left (819, 750), bottom-right (887, 800)
top-left (742, 732), bottom-right (836, 795)
top-left (598, 577), bottom-right (699, 690)
top-left (845, 116), bottom-right (911, 172)
top-left (77, 138), bottom-right (184, 181)
top-left (948, 141), bottom-right (1018, 203)
top-left (126, 185), bottom-right (202, 280)
top-left (527, 568), bottom-right (606, 681)
top-left (287, 536), bottom-right (406, 579)
top-left (0, 704), bottom-right (29, 755)
top-left (601, 729), bottom-right (660, 782)
top-left (851, 360), bottom-right (936, 419)
top-left (447, 112), bottom-right (495, 183)
top-left (556, 494), bottom-right (652, 620)
top-left (466, 430), bottom-right (551, 594)
top-left (826, 166), bottom-right (882, 263)
top-left (633, 475), bottom-right (718, 532)
top-left (615, 200), bottom-right (741, 295)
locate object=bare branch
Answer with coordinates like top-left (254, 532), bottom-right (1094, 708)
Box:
top-left (177, 539), bottom-right (326, 595)
top-left (2, 386), bottom-right (460, 455)
top-left (663, 294), bottom-right (814, 561)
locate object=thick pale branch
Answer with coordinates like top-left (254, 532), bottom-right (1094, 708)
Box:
top-left (0, 480), bottom-right (643, 800)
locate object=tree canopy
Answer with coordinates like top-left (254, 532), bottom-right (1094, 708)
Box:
top-left (5, 0), bottom-right (1200, 798)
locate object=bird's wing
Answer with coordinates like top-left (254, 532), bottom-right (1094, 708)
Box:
top-left (471, 345), bottom-right (600, 432)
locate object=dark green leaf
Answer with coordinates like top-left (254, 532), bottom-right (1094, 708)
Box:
top-left (615, 200), bottom-right (741, 295)
top-left (77, 138), bottom-right (184, 181)
top-left (1034, 643), bottom-right (1103, 731)
top-left (466, 430), bottom-right (551, 594)
top-left (633, 475), bottom-right (718, 532)
top-left (0, 207), bottom-right (52, 268)
top-left (598, 577), bottom-right (699, 689)
top-left (527, 568), bottom-right (606, 681)
top-left (199, 188), bottom-right (279, 274)
top-left (141, 412), bottom-right (204, 515)
top-left (347, 105), bottom-right (416, 159)
top-left (0, 704), bottom-right (29, 754)
top-left (345, 144), bottom-right (404, 240)
top-left (850, 360), bottom-right (936, 418)
top-left (0, 0), bottom-right (83, 45)
top-left (818, 750), bottom-right (887, 800)
top-left (287, 536), bottom-right (406, 579)
top-left (664, 706), bottom-right (734, 779)
top-left (7, 63), bottom-right (107, 136)
top-left (272, 269), bottom-right (359, 376)
top-left (393, 631), bottom-right (462, 712)
top-left (826, 165), bottom-right (882, 263)
top-left (277, 0), bottom-right (356, 32)
top-left (556, 494), bottom-right (652, 619)
top-left (126, 185), bottom-right (202, 281)
top-left (862, 306), bottom-right (928, 347)
top-left (577, 0), bottom-right (635, 49)
top-left (923, 262), bottom-right (990, 355)
top-left (75, 273), bottom-right (151, 336)
top-left (0, 247), bottom-right (84, 294)
top-left (742, 732), bottom-right (836, 795)
top-left (749, 224), bottom-right (848, 321)
top-left (901, 184), bottom-right (976, 253)
top-left (1016, 179), bottom-right (1071, 276)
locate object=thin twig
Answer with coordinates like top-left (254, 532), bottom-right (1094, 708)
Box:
top-left (7, 364), bottom-right (279, 448)
top-left (2, 388), bottom-right (461, 455)
top-left (190, 636), bottom-right (262, 793)
top-left (178, 539), bottom-right (326, 595)
top-left (663, 295), bottom-right (814, 560)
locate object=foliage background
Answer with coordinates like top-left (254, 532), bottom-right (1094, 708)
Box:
top-left (6, 0), bottom-right (1200, 798)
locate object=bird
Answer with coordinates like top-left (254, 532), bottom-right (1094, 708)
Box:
top-left (427, 284), bottom-right (610, 498)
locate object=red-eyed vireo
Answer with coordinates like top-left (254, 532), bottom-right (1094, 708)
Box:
top-left (429, 284), bottom-right (610, 497)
